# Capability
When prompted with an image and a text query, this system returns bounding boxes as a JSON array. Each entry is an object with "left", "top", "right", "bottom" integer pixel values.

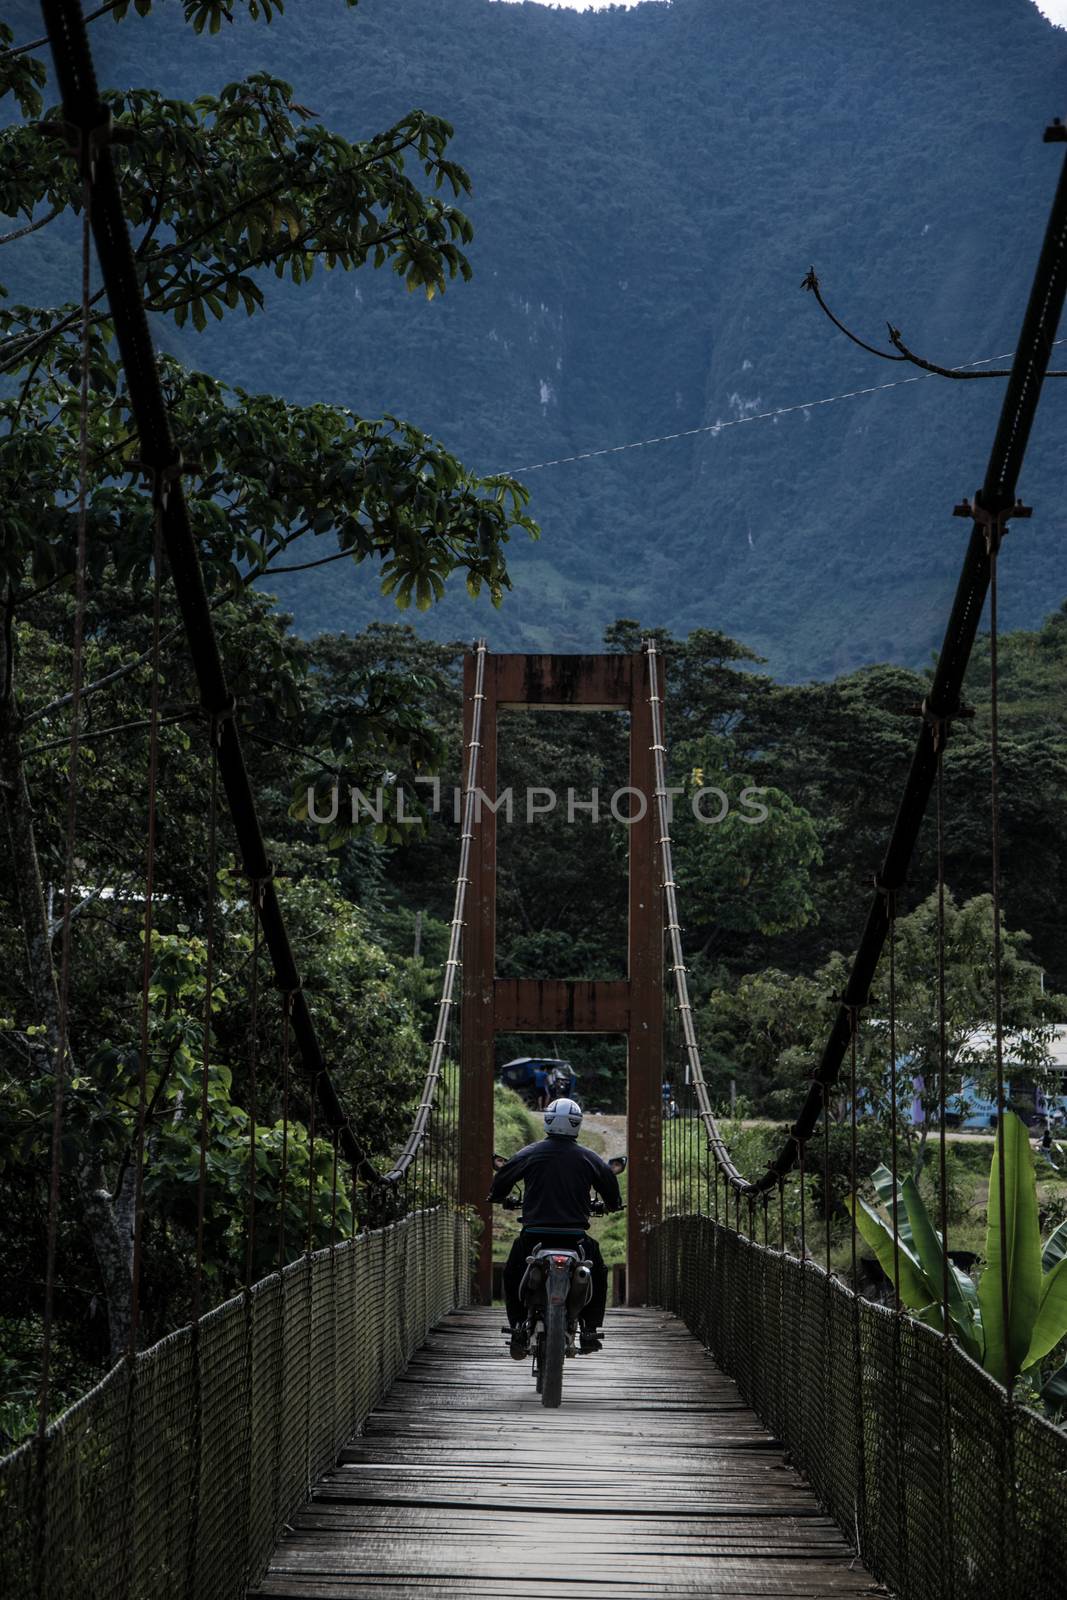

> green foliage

[
  {"left": 848, "top": 1118, "right": 1067, "bottom": 1399},
  {"left": 0, "top": 7, "right": 538, "bottom": 608},
  {"left": 978, "top": 1113, "right": 1042, "bottom": 1385},
  {"left": 0, "top": 21, "right": 46, "bottom": 118},
  {"left": 807, "top": 1122, "right": 886, "bottom": 1223},
  {"left": 493, "top": 1082, "right": 539, "bottom": 1160},
  {"left": 672, "top": 758, "right": 822, "bottom": 942},
  {"left": 708, "top": 889, "right": 1062, "bottom": 1133}
]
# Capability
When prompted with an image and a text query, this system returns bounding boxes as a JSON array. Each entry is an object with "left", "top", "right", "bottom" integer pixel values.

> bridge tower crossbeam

[{"left": 459, "top": 651, "right": 663, "bottom": 1304}]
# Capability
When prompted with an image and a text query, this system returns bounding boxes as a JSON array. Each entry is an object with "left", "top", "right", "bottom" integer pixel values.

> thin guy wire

[
  {"left": 935, "top": 742, "right": 958, "bottom": 1600},
  {"left": 823, "top": 1084, "right": 832, "bottom": 1275},
  {"left": 936, "top": 747, "right": 951, "bottom": 1331},
  {"left": 306, "top": 1075, "right": 317, "bottom": 1257},
  {"left": 989, "top": 547, "right": 1012, "bottom": 1374},
  {"left": 130, "top": 517, "right": 163, "bottom": 1351},
  {"left": 799, "top": 1145, "right": 807, "bottom": 1262},
  {"left": 35, "top": 172, "right": 92, "bottom": 1563},
  {"left": 849, "top": 1014, "right": 859, "bottom": 1288},
  {"left": 644, "top": 640, "right": 747, "bottom": 1195},
  {"left": 889, "top": 905, "right": 902, "bottom": 1310},
  {"left": 193, "top": 740, "right": 220, "bottom": 1326},
  {"left": 499, "top": 341, "right": 1067, "bottom": 475},
  {"left": 330, "top": 1128, "right": 339, "bottom": 1252},
  {"left": 244, "top": 899, "right": 262, "bottom": 1293},
  {"left": 278, "top": 992, "right": 292, "bottom": 1271}
]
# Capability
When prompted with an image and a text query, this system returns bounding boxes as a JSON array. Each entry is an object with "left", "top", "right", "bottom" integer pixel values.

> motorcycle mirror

[
  {"left": 608, "top": 1155, "right": 627, "bottom": 1174},
  {"left": 491, "top": 1152, "right": 508, "bottom": 1171}
]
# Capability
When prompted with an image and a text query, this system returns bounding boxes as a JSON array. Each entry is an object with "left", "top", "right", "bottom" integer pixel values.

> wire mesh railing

[
  {"left": 651, "top": 1216, "right": 1067, "bottom": 1600},
  {"left": 649, "top": 120, "right": 1067, "bottom": 1600},
  {"left": 2, "top": 5, "right": 492, "bottom": 1593},
  {"left": 0, "top": 1209, "right": 470, "bottom": 1600}
]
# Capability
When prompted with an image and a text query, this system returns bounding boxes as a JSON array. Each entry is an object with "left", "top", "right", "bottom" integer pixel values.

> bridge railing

[
  {"left": 0, "top": 1208, "right": 469, "bottom": 1600},
  {"left": 648, "top": 120, "right": 1067, "bottom": 1600},
  {"left": 5, "top": 8, "right": 493, "bottom": 1591},
  {"left": 650, "top": 1215, "right": 1067, "bottom": 1600}
]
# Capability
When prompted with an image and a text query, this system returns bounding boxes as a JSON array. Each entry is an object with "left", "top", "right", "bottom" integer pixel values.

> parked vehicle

[
  {"left": 498, "top": 1056, "right": 577, "bottom": 1110},
  {"left": 492, "top": 1152, "right": 626, "bottom": 1408}
]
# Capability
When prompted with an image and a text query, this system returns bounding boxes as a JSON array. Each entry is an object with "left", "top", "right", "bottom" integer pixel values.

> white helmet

[{"left": 544, "top": 1097, "right": 583, "bottom": 1138}]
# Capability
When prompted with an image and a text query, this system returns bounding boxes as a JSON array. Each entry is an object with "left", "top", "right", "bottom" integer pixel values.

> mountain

[{"left": 7, "top": 0, "right": 1067, "bottom": 676}]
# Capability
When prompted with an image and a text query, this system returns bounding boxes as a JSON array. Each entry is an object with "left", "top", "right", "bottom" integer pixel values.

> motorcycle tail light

[{"left": 552, "top": 1255, "right": 569, "bottom": 1263}]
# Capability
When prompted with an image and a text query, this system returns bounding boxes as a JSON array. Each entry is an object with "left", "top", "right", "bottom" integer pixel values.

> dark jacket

[{"left": 487, "top": 1137, "right": 622, "bottom": 1230}]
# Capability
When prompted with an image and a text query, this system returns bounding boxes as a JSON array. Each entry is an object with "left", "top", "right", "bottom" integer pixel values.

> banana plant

[
  {"left": 845, "top": 1161, "right": 983, "bottom": 1360},
  {"left": 846, "top": 1113, "right": 1067, "bottom": 1390},
  {"left": 1037, "top": 1216, "right": 1067, "bottom": 1410}
]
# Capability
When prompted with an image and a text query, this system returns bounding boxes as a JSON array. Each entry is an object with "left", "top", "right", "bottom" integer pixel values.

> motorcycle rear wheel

[{"left": 540, "top": 1301, "right": 566, "bottom": 1409}]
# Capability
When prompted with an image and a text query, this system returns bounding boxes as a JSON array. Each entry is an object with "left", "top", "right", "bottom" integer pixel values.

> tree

[
  {"left": 0, "top": 0, "right": 534, "bottom": 1369},
  {"left": 670, "top": 742, "right": 823, "bottom": 958},
  {"left": 713, "top": 891, "right": 1063, "bottom": 1176}
]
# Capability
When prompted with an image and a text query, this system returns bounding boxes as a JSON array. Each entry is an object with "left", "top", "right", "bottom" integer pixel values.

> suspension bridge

[{"left": 6, "top": 4, "right": 1067, "bottom": 1598}]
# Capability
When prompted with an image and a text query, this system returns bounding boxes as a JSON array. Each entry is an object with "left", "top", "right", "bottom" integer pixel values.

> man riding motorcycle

[{"left": 487, "top": 1097, "right": 622, "bottom": 1360}]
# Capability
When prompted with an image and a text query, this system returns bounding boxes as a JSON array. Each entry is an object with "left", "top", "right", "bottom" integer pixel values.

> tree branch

[
  {"left": 887, "top": 322, "right": 1066, "bottom": 379},
  {"left": 244, "top": 728, "right": 354, "bottom": 781},
  {"left": 801, "top": 268, "right": 908, "bottom": 362},
  {"left": 4, "top": 1, "right": 122, "bottom": 60},
  {"left": 260, "top": 544, "right": 353, "bottom": 577},
  {"left": 802, "top": 265, "right": 1067, "bottom": 378},
  {"left": 0, "top": 206, "right": 62, "bottom": 247},
  {"left": 22, "top": 626, "right": 188, "bottom": 728},
  {"left": 23, "top": 708, "right": 196, "bottom": 757}
]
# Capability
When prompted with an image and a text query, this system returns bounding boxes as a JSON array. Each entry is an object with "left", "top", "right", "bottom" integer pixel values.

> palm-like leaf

[
  {"left": 977, "top": 1113, "right": 1042, "bottom": 1386},
  {"left": 1041, "top": 1216, "right": 1067, "bottom": 1274}
]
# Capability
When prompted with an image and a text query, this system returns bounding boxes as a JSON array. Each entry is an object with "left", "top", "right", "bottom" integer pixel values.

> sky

[{"left": 494, "top": 0, "right": 1066, "bottom": 21}]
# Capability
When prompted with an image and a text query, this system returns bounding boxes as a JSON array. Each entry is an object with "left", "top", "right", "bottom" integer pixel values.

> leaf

[
  {"left": 900, "top": 1175, "right": 983, "bottom": 1360},
  {"left": 844, "top": 1193, "right": 935, "bottom": 1311},
  {"left": 977, "top": 1113, "right": 1042, "bottom": 1386},
  {"left": 871, "top": 1162, "right": 913, "bottom": 1246},
  {"left": 1024, "top": 1255, "right": 1067, "bottom": 1370},
  {"left": 1040, "top": 1356, "right": 1067, "bottom": 1414},
  {"left": 1042, "top": 1217, "right": 1067, "bottom": 1274}
]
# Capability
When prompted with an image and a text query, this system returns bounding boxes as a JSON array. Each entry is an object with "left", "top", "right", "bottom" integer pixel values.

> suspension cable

[
  {"left": 381, "top": 640, "right": 487, "bottom": 1188},
  {"left": 645, "top": 639, "right": 748, "bottom": 1192}
]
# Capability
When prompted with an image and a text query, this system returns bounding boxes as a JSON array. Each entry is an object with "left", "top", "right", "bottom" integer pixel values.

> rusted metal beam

[
  {"left": 492, "top": 653, "right": 633, "bottom": 709},
  {"left": 460, "top": 650, "right": 663, "bottom": 1310},
  {"left": 493, "top": 978, "right": 631, "bottom": 1034}
]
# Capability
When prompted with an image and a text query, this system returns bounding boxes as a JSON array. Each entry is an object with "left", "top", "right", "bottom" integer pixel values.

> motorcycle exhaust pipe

[{"left": 566, "top": 1262, "right": 593, "bottom": 1316}]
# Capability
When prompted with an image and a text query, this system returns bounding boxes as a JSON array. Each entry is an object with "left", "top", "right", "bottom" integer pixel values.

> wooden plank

[{"left": 251, "top": 1307, "right": 874, "bottom": 1600}]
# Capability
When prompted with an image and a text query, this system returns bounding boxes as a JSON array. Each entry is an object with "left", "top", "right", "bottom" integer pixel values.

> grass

[
  {"left": 491, "top": 1085, "right": 540, "bottom": 1263},
  {"left": 490, "top": 1089, "right": 629, "bottom": 1264},
  {"left": 490, "top": 1102, "right": 1067, "bottom": 1279}
]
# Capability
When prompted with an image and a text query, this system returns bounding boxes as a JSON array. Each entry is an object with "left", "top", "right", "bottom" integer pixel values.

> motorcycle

[{"left": 492, "top": 1151, "right": 627, "bottom": 1409}]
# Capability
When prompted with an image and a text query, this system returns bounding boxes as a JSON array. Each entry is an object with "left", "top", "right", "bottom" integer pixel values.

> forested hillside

[
  {"left": 6, "top": 0, "right": 1067, "bottom": 676},
  {"left": 354, "top": 600, "right": 1067, "bottom": 1105}
]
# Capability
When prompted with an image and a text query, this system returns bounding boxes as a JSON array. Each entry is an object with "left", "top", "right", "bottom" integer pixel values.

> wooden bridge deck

[{"left": 251, "top": 1306, "right": 877, "bottom": 1600}]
